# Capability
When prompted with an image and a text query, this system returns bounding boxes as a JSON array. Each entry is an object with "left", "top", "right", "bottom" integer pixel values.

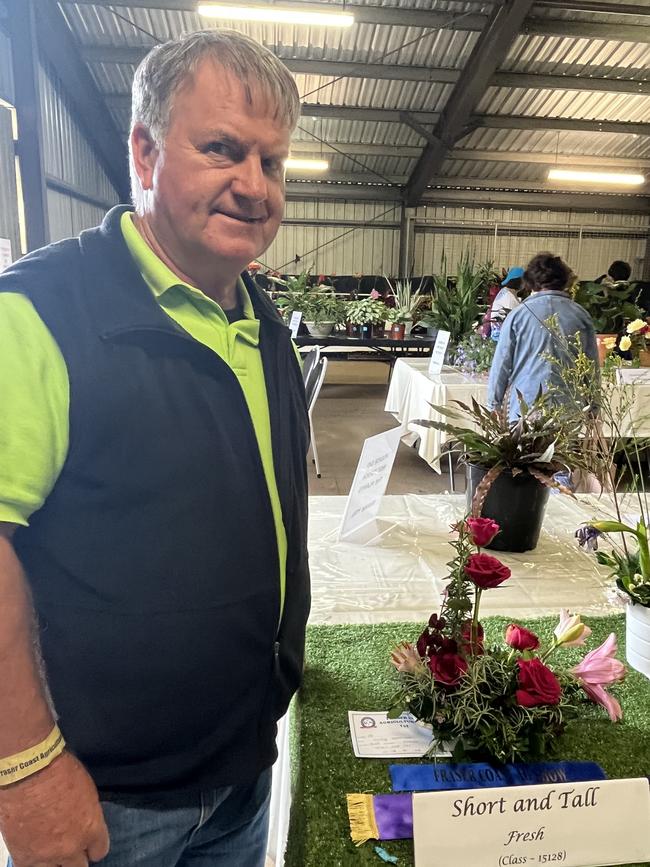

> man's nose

[{"left": 232, "top": 155, "right": 267, "bottom": 202}]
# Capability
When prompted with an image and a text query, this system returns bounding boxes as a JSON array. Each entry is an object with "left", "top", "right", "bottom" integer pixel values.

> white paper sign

[
  {"left": 289, "top": 311, "right": 302, "bottom": 337},
  {"left": 348, "top": 711, "right": 450, "bottom": 758},
  {"left": 428, "top": 329, "right": 451, "bottom": 376},
  {"left": 339, "top": 426, "right": 402, "bottom": 540},
  {"left": 413, "top": 778, "right": 650, "bottom": 867},
  {"left": 0, "top": 238, "right": 12, "bottom": 272}
]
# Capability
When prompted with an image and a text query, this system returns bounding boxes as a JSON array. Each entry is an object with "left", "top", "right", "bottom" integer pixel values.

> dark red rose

[
  {"left": 416, "top": 629, "right": 430, "bottom": 657},
  {"left": 465, "top": 553, "right": 511, "bottom": 589},
  {"left": 466, "top": 517, "right": 500, "bottom": 548},
  {"left": 460, "top": 621, "right": 484, "bottom": 656},
  {"left": 505, "top": 624, "right": 540, "bottom": 652},
  {"left": 428, "top": 613, "right": 446, "bottom": 630},
  {"left": 516, "top": 658, "right": 562, "bottom": 707},
  {"left": 428, "top": 651, "right": 468, "bottom": 687}
]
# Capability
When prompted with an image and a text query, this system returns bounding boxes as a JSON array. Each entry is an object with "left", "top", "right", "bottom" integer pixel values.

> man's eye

[
  {"left": 206, "top": 142, "right": 231, "bottom": 157},
  {"left": 264, "top": 159, "right": 283, "bottom": 175}
]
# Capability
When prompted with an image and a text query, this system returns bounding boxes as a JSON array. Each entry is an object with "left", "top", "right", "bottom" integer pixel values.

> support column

[
  {"left": 7, "top": 0, "right": 48, "bottom": 251},
  {"left": 398, "top": 204, "right": 416, "bottom": 277},
  {"left": 642, "top": 231, "right": 650, "bottom": 281}
]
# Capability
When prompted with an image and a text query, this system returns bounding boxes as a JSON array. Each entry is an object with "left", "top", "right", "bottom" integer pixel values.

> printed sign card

[
  {"left": 428, "top": 329, "right": 451, "bottom": 376},
  {"left": 339, "top": 426, "right": 402, "bottom": 542},
  {"left": 289, "top": 311, "right": 302, "bottom": 337},
  {"left": 348, "top": 711, "right": 450, "bottom": 759},
  {"left": 413, "top": 778, "right": 650, "bottom": 867},
  {"left": 0, "top": 238, "right": 12, "bottom": 272}
]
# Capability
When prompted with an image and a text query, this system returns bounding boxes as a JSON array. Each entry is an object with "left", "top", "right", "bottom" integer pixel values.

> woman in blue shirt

[{"left": 487, "top": 252, "right": 598, "bottom": 421}]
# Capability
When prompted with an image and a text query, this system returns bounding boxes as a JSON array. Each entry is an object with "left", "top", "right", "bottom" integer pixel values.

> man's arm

[{"left": 0, "top": 525, "right": 109, "bottom": 867}]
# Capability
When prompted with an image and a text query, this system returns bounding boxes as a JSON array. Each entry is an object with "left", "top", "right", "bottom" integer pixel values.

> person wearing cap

[{"left": 490, "top": 266, "right": 524, "bottom": 337}]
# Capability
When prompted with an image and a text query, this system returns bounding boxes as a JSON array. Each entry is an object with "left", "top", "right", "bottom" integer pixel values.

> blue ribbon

[{"left": 389, "top": 761, "right": 606, "bottom": 792}]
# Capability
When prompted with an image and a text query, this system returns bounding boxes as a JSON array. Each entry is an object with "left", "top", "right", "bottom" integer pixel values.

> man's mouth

[{"left": 212, "top": 209, "right": 265, "bottom": 224}]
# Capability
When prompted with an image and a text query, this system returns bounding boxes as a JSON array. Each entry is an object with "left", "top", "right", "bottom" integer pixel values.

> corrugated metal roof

[{"left": 58, "top": 0, "right": 650, "bottom": 201}]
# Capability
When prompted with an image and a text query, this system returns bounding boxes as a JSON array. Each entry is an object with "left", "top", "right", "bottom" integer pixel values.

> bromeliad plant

[
  {"left": 420, "top": 252, "right": 486, "bottom": 348},
  {"left": 390, "top": 518, "right": 626, "bottom": 764}
]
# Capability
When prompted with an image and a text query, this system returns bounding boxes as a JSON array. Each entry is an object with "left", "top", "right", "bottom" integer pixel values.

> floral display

[
  {"left": 390, "top": 519, "right": 625, "bottom": 763},
  {"left": 619, "top": 317, "right": 650, "bottom": 361}
]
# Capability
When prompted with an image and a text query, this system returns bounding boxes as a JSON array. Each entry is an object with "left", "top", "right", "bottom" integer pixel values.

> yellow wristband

[{"left": 0, "top": 725, "right": 65, "bottom": 786}]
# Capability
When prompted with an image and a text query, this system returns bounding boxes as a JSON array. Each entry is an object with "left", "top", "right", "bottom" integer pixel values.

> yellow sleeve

[{"left": 0, "top": 293, "right": 69, "bottom": 525}]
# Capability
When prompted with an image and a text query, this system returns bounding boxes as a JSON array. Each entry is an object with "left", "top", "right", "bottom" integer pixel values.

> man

[
  {"left": 0, "top": 29, "right": 310, "bottom": 867},
  {"left": 594, "top": 260, "right": 632, "bottom": 285}
]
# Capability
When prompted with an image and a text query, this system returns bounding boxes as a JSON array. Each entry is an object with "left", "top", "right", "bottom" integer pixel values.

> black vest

[{"left": 0, "top": 206, "right": 310, "bottom": 796}]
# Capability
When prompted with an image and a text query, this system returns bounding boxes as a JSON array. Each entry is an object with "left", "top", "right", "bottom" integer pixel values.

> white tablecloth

[
  {"left": 385, "top": 359, "right": 650, "bottom": 473},
  {"left": 385, "top": 361, "right": 488, "bottom": 471}
]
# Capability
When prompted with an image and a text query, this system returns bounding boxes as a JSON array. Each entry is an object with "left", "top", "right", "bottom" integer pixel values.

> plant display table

[
  {"left": 295, "top": 335, "right": 435, "bottom": 368},
  {"left": 285, "top": 617, "right": 650, "bottom": 867}
]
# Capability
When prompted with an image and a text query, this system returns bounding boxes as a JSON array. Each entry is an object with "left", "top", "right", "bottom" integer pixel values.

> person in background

[
  {"left": 488, "top": 266, "right": 524, "bottom": 341},
  {"left": 0, "top": 29, "right": 310, "bottom": 867},
  {"left": 487, "top": 252, "right": 598, "bottom": 421},
  {"left": 595, "top": 260, "right": 632, "bottom": 285}
]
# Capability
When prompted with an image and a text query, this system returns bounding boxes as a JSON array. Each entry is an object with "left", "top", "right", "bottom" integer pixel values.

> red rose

[
  {"left": 460, "top": 621, "right": 484, "bottom": 656},
  {"left": 465, "top": 553, "right": 511, "bottom": 589},
  {"left": 516, "top": 658, "right": 562, "bottom": 707},
  {"left": 505, "top": 624, "right": 540, "bottom": 652},
  {"left": 428, "top": 651, "right": 468, "bottom": 687},
  {"left": 466, "top": 517, "right": 500, "bottom": 547},
  {"left": 416, "top": 628, "right": 431, "bottom": 657}
]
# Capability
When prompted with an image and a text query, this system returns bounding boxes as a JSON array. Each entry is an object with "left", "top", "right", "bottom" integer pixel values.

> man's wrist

[{"left": 0, "top": 725, "right": 66, "bottom": 787}]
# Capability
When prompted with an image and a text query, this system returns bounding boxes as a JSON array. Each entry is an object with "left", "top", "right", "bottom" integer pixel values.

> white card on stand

[
  {"left": 289, "top": 311, "right": 302, "bottom": 337},
  {"left": 428, "top": 329, "right": 451, "bottom": 376},
  {"left": 339, "top": 426, "right": 402, "bottom": 542}
]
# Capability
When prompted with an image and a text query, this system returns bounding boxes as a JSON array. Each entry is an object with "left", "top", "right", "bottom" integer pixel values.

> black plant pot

[{"left": 465, "top": 464, "right": 550, "bottom": 552}]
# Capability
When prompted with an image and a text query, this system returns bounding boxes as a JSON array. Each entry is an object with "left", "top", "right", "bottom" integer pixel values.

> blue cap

[{"left": 502, "top": 266, "right": 524, "bottom": 287}]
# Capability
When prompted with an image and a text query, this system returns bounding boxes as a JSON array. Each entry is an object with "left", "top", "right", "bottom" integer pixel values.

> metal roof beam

[
  {"left": 290, "top": 143, "right": 650, "bottom": 169},
  {"left": 524, "top": 18, "right": 650, "bottom": 43},
  {"left": 35, "top": 2, "right": 128, "bottom": 199},
  {"left": 107, "top": 95, "right": 650, "bottom": 136},
  {"left": 405, "top": 0, "right": 536, "bottom": 206},
  {"left": 83, "top": 46, "right": 650, "bottom": 95},
  {"left": 535, "top": 0, "right": 650, "bottom": 15},
  {"left": 285, "top": 181, "right": 650, "bottom": 212}
]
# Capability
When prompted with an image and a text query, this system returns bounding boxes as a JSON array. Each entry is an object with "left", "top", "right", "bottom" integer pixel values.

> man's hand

[{"left": 0, "top": 751, "right": 110, "bottom": 866}]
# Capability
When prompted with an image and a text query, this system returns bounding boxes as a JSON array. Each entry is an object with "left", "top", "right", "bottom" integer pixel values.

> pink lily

[
  {"left": 571, "top": 633, "right": 626, "bottom": 722},
  {"left": 554, "top": 609, "right": 592, "bottom": 647},
  {"left": 390, "top": 642, "right": 423, "bottom": 674}
]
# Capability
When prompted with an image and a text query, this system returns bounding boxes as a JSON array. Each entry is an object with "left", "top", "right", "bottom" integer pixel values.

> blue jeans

[{"left": 8, "top": 768, "right": 271, "bottom": 867}]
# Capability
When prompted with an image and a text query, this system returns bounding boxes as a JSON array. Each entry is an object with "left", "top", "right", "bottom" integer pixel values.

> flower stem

[{"left": 472, "top": 587, "right": 483, "bottom": 651}]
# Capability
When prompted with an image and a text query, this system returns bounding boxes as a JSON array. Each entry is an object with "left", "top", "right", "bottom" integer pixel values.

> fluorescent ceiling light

[
  {"left": 548, "top": 168, "right": 645, "bottom": 186},
  {"left": 197, "top": 4, "right": 354, "bottom": 26},
  {"left": 285, "top": 158, "right": 329, "bottom": 171}
]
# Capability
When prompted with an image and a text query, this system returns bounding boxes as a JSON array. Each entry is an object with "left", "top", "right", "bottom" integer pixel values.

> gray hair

[{"left": 129, "top": 29, "right": 300, "bottom": 211}]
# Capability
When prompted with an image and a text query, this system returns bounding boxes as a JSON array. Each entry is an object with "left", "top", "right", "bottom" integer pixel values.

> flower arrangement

[
  {"left": 619, "top": 318, "right": 650, "bottom": 363},
  {"left": 390, "top": 518, "right": 625, "bottom": 764},
  {"left": 454, "top": 331, "right": 497, "bottom": 376}
]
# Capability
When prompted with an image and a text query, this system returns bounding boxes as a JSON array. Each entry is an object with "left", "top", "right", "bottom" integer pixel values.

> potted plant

[
  {"left": 415, "top": 392, "right": 585, "bottom": 552},
  {"left": 389, "top": 518, "right": 625, "bottom": 764},
  {"left": 344, "top": 298, "right": 388, "bottom": 338},
  {"left": 572, "top": 280, "right": 643, "bottom": 365},
  {"left": 454, "top": 331, "right": 496, "bottom": 377},
  {"left": 419, "top": 253, "right": 486, "bottom": 360},
  {"left": 384, "top": 276, "right": 425, "bottom": 339},
  {"left": 275, "top": 274, "right": 344, "bottom": 337}
]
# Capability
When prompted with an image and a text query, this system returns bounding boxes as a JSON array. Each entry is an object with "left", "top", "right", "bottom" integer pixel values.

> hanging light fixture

[
  {"left": 197, "top": 4, "right": 354, "bottom": 27},
  {"left": 285, "top": 158, "right": 329, "bottom": 171},
  {"left": 548, "top": 168, "right": 645, "bottom": 186}
]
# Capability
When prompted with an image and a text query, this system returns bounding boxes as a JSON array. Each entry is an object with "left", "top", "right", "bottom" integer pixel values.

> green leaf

[{"left": 589, "top": 520, "right": 638, "bottom": 536}]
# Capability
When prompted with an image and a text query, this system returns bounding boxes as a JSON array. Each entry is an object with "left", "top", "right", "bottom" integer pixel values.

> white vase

[
  {"left": 304, "top": 321, "right": 334, "bottom": 338},
  {"left": 626, "top": 602, "right": 650, "bottom": 679}
]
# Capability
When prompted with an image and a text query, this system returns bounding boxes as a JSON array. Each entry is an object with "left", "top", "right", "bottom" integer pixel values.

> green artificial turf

[{"left": 284, "top": 615, "right": 650, "bottom": 867}]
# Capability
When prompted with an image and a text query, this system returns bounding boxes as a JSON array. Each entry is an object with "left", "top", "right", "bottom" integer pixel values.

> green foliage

[
  {"left": 455, "top": 332, "right": 496, "bottom": 375},
  {"left": 275, "top": 272, "right": 346, "bottom": 325},
  {"left": 384, "top": 276, "right": 426, "bottom": 325},
  {"left": 345, "top": 298, "right": 388, "bottom": 325},
  {"left": 415, "top": 391, "right": 585, "bottom": 479},
  {"left": 420, "top": 252, "right": 487, "bottom": 345},
  {"left": 572, "top": 280, "right": 643, "bottom": 334}
]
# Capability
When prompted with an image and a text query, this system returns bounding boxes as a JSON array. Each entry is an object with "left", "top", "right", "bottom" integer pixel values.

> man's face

[{"left": 138, "top": 60, "right": 292, "bottom": 275}]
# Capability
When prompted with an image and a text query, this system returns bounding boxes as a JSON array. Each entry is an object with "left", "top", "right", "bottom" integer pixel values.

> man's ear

[{"left": 130, "top": 123, "right": 159, "bottom": 193}]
